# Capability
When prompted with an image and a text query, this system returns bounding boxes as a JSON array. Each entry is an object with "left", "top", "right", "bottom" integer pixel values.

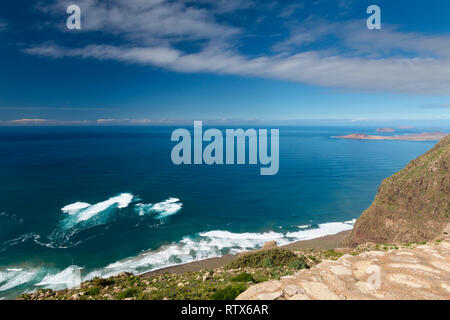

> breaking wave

[
  {"left": 0, "top": 194, "right": 185, "bottom": 254},
  {"left": 46, "top": 193, "right": 136, "bottom": 248},
  {"left": 61, "top": 193, "right": 134, "bottom": 225},
  {"left": 35, "top": 266, "right": 82, "bottom": 290},
  {"left": 0, "top": 191, "right": 355, "bottom": 299},
  {"left": 82, "top": 219, "right": 356, "bottom": 280},
  {"left": 0, "top": 218, "right": 355, "bottom": 298},
  {"left": 134, "top": 198, "right": 182, "bottom": 219},
  {"left": 0, "top": 268, "right": 41, "bottom": 292}
]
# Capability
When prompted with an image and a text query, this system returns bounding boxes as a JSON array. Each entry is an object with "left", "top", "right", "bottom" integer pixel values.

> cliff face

[{"left": 348, "top": 135, "right": 450, "bottom": 246}]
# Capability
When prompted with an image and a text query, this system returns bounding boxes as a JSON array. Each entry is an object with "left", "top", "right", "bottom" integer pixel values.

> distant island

[
  {"left": 376, "top": 127, "right": 395, "bottom": 133},
  {"left": 334, "top": 132, "right": 447, "bottom": 141}
]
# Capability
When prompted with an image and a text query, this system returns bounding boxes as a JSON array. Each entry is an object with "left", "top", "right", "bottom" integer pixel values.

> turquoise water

[{"left": 0, "top": 125, "right": 437, "bottom": 298}]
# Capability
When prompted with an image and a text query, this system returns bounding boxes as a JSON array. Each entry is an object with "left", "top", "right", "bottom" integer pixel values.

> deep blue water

[{"left": 0, "top": 125, "right": 439, "bottom": 298}]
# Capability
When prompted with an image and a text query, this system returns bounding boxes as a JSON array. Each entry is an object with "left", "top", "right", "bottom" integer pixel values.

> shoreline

[{"left": 141, "top": 230, "right": 351, "bottom": 277}]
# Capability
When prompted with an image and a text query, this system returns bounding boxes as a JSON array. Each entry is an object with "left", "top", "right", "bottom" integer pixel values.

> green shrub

[
  {"left": 289, "top": 258, "right": 309, "bottom": 270},
  {"left": 226, "top": 248, "right": 307, "bottom": 269},
  {"left": 212, "top": 284, "right": 247, "bottom": 300},
  {"left": 92, "top": 277, "right": 115, "bottom": 287},
  {"left": 322, "top": 250, "right": 344, "bottom": 259},
  {"left": 84, "top": 286, "right": 100, "bottom": 296},
  {"left": 231, "top": 272, "right": 254, "bottom": 283},
  {"left": 116, "top": 287, "right": 140, "bottom": 299},
  {"left": 262, "top": 257, "right": 273, "bottom": 268}
]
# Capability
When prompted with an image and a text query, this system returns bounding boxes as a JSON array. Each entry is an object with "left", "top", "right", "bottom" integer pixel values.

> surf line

[{"left": 170, "top": 121, "right": 279, "bottom": 175}]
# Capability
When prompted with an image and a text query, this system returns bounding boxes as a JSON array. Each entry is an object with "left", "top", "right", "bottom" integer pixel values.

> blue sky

[{"left": 0, "top": 0, "right": 450, "bottom": 125}]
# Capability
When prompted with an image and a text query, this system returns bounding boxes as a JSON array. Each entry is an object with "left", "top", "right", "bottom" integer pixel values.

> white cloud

[
  {"left": 273, "top": 19, "right": 450, "bottom": 58},
  {"left": 39, "top": 0, "right": 240, "bottom": 44},
  {"left": 11, "top": 119, "right": 50, "bottom": 123},
  {"left": 278, "top": 3, "right": 304, "bottom": 18},
  {"left": 422, "top": 103, "right": 450, "bottom": 109},
  {"left": 186, "top": 0, "right": 255, "bottom": 14},
  {"left": 26, "top": 42, "right": 450, "bottom": 94},
  {"left": 27, "top": 2, "right": 450, "bottom": 95},
  {"left": 0, "top": 118, "right": 185, "bottom": 126},
  {"left": 7, "top": 119, "right": 91, "bottom": 125},
  {"left": 96, "top": 118, "right": 155, "bottom": 124}
]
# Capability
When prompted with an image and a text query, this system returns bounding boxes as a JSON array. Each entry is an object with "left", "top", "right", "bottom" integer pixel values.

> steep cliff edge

[{"left": 347, "top": 135, "right": 450, "bottom": 246}]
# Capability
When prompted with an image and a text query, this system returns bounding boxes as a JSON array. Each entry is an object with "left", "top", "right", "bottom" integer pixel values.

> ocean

[{"left": 0, "top": 125, "right": 438, "bottom": 299}]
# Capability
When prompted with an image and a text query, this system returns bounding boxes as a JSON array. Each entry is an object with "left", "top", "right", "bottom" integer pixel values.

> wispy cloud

[
  {"left": 96, "top": 118, "right": 155, "bottom": 124},
  {"left": 5, "top": 119, "right": 93, "bottom": 125},
  {"left": 26, "top": 41, "right": 450, "bottom": 94},
  {"left": 187, "top": 0, "right": 255, "bottom": 14},
  {"left": 272, "top": 19, "right": 450, "bottom": 58},
  {"left": 25, "top": 1, "right": 450, "bottom": 95},
  {"left": 38, "top": 0, "right": 241, "bottom": 44},
  {"left": 0, "top": 106, "right": 112, "bottom": 111},
  {"left": 422, "top": 103, "right": 450, "bottom": 109},
  {"left": 1, "top": 118, "right": 161, "bottom": 126},
  {"left": 11, "top": 119, "right": 51, "bottom": 124},
  {"left": 278, "top": 3, "right": 304, "bottom": 18}
]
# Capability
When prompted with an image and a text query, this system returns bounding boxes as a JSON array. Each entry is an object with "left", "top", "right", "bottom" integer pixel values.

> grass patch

[
  {"left": 226, "top": 248, "right": 307, "bottom": 270},
  {"left": 322, "top": 250, "right": 344, "bottom": 260},
  {"left": 92, "top": 277, "right": 115, "bottom": 287},
  {"left": 231, "top": 272, "right": 254, "bottom": 283},
  {"left": 212, "top": 284, "right": 247, "bottom": 300},
  {"left": 84, "top": 287, "right": 100, "bottom": 297},
  {"left": 116, "top": 287, "right": 140, "bottom": 299},
  {"left": 289, "top": 258, "right": 309, "bottom": 270}
]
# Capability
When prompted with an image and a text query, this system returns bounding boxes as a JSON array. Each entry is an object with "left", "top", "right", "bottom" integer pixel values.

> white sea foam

[
  {"left": 135, "top": 198, "right": 182, "bottom": 219},
  {"left": 59, "top": 193, "right": 134, "bottom": 227},
  {"left": 84, "top": 219, "right": 356, "bottom": 280},
  {"left": 36, "top": 266, "right": 82, "bottom": 290},
  {"left": 76, "top": 193, "right": 134, "bottom": 222},
  {"left": 286, "top": 221, "right": 354, "bottom": 239},
  {"left": 61, "top": 202, "right": 91, "bottom": 215},
  {"left": 0, "top": 218, "right": 357, "bottom": 296},
  {"left": 0, "top": 268, "right": 40, "bottom": 292}
]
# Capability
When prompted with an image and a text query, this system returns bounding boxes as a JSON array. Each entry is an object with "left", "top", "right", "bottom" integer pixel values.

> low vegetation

[
  {"left": 226, "top": 248, "right": 309, "bottom": 270},
  {"left": 21, "top": 240, "right": 436, "bottom": 300},
  {"left": 21, "top": 247, "right": 315, "bottom": 301}
]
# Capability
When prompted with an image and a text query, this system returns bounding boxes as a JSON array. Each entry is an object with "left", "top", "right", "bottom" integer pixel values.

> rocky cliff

[
  {"left": 237, "top": 238, "right": 450, "bottom": 300},
  {"left": 348, "top": 135, "right": 450, "bottom": 246}
]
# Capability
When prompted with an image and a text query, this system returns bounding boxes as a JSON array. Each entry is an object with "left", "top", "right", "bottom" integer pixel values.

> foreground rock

[
  {"left": 237, "top": 237, "right": 450, "bottom": 300},
  {"left": 348, "top": 134, "right": 449, "bottom": 246}
]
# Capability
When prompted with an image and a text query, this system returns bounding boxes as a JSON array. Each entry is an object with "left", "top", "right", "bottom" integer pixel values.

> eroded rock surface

[{"left": 237, "top": 239, "right": 450, "bottom": 300}]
